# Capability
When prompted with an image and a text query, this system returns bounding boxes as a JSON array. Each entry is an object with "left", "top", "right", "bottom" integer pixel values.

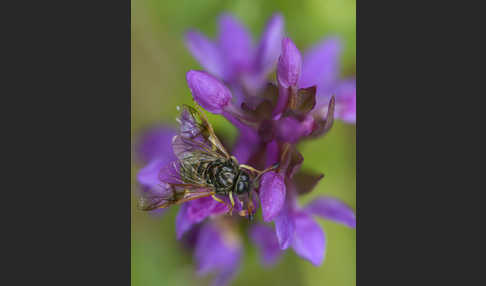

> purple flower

[
  {"left": 183, "top": 32, "right": 355, "bottom": 271},
  {"left": 255, "top": 192, "right": 355, "bottom": 266},
  {"left": 136, "top": 12, "right": 356, "bottom": 286},
  {"left": 277, "top": 37, "right": 302, "bottom": 88},
  {"left": 186, "top": 70, "right": 232, "bottom": 114},
  {"left": 259, "top": 171, "right": 286, "bottom": 222},
  {"left": 272, "top": 37, "right": 302, "bottom": 118},
  {"left": 320, "top": 79, "right": 356, "bottom": 124},
  {"left": 250, "top": 223, "right": 282, "bottom": 266},
  {"left": 176, "top": 197, "right": 229, "bottom": 239},
  {"left": 136, "top": 125, "right": 177, "bottom": 164},
  {"left": 194, "top": 220, "right": 242, "bottom": 286},
  {"left": 185, "top": 13, "right": 284, "bottom": 97},
  {"left": 299, "top": 38, "right": 356, "bottom": 123},
  {"left": 274, "top": 37, "right": 355, "bottom": 123},
  {"left": 274, "top": 115, "right": 314, "bottom": 143}
]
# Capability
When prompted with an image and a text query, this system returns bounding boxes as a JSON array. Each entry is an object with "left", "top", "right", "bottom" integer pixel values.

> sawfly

[{"left": 138, "top": 105, "right": 276, "bottom": 220}]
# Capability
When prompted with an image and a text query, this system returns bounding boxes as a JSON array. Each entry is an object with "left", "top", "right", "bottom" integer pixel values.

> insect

[{"left": 138, "top": 104, "right": 276, "bottom": 220}]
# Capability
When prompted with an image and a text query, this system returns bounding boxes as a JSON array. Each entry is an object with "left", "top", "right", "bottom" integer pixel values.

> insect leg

[
  {"left": 247, "top": 191, "right": 255, "bottom": 222},
  {"left": 211, "top": 195, "right": 232, "bottom": 211},
  {"left": 253, "top": 163, "right": 281, "bottom": 183},
  {"left": 228, "top": 191, "right": 235, "bottom": 216},
  {"left": 239, "top": 164, "right": 262, "bottom": 174},
  {"left": 240, "top": 163, "right": 279, "bottom": 176}
]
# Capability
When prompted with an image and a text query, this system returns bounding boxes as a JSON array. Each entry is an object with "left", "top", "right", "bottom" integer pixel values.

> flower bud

[
  {"left": 259, "top": 171, "right": 286, "bottom": 222},
  {"left": 277, "top": 37, "right": 302, "bottom": 88},
  {"left": 186, "top": 70, "right": 232, "bottom": 114}
]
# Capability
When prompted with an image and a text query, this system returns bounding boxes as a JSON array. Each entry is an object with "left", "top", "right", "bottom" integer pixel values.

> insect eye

[
  {"left": 239, "top": 172, "right": 249, "bottom": 182},
  {"left": 236, "top": 181, "right": 248, "bottom": 194}
]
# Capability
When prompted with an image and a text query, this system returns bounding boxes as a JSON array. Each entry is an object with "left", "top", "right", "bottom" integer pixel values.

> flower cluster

[{"left": 136, "top": 13, "right": 356, "bottom": 286}]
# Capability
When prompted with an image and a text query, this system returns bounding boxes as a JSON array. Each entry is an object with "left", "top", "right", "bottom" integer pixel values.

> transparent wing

[
  {"left": 173, "top": 104, "right": 230, "bottom": 160},
  {"left": 137, "top": 182, "right": 216, "bottom": 211},
  {"left": 160, "top": 104, "right": 231, "bottom": 189}
]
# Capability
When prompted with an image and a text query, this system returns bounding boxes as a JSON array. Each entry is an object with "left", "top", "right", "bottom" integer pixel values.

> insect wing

[
  {"left": 167, "top": 105, "right": 232, "bottom": 190},
  {"left": 174, "top": 105, "right": 230, "bottom": 160},
  {"left": 137, "top": 183, "right": 174, "bottom": 211},
  {"left": 138, "top": 181, "right": 216, "bottom": 211}
]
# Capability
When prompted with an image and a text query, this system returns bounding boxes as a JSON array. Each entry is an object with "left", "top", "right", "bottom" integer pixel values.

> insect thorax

[{"left": 205, "top": 159, "right": 239, "bottom": 194}]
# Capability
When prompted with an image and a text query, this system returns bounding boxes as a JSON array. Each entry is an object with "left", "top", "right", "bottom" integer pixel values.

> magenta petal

[
  {"left": 250, "top": 223, "right": 283, "bottom": 266},
  {"left": 212, "top": 262, "right": 240, "bottom": 286},
  {"left": 232, "top": 133, "right": 259, "bottom": 164},
  {"left": 305, "top": 196, "right": 356, "bottom": 228},
  {"left": 194, "top": 222, "right": 241, "bottom": 286},
  {"left": 291, "top": 211, "right": 326, "bottom": 266},
  {"left": 275, "top": 115, "right": 314, "bottom": 143},
  {"left": 259, "top": 171, "right": 286, "bottom": 222},
  {"left": 218, "top": 13, "right": 253, "bottom": 81},
  {"left": 254, "top": 13, "right": 284, "bottom": 75},
  {"left": 274, "top": 207, "right": 295, "bottom": 250},
  {"left": 137, "top": 159, "right": 165, "bottom": 187},
  {"left": 277, "top": 37, "right": 302, "bottom": 88},
  {"left": 185, "top": 30, "right": 224, "bottom": 79},
  {"left": 186, "top": 70, "right": 232, "bottom": 114},
  {"left": 299, "top": 37, "right": 341, "bottom": 89},
  {"left": 187, "top": 196, "right": 229, "bottom": 223},
  {"left": 265, "top": 140, "right": 280, "bottom": 167},
  {"left": 136, "top": 126, "right": 176, "bottom": 164},
  {"left": 316, "top": 79, "right": 356, "bottom": 124},
  {"left": 175, "top": 203, "right": 193, "bottom": 239},
  {"left": 333, "top": 79, "right": 356, "bottom": 123}
]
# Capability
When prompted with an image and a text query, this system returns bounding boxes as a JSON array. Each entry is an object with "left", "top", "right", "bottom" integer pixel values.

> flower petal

[
  {"left": 175, "top": 203, "right": 193, "bottom": 239},
  {"left": 315, "top": 79, "right": 355, "bottom": 124},
  {"left": 277, "top": 37, "right": 302, "bottom": 88},
  {"left": 194, "top": 222, "right": 242, "bottom": 286},
  {"left": 136, "top": 126, "right": 176, "bottom": 164},
  {"left": 185, "top": 30, "right": 224, "bottom": 78},
  {"left": 231, "top": 133, "right": 259, "bottom": 164},
  {"left": 250, "top": 223, "right": 283, "bottom": 266},
  {"left": 254, "top": 13, "right": 284, "bottom": 75},
  {"left": 291, "top": 211, "right": 326, "bottom": 266},
  {"left": 333, "top": 79, "right": 356, "bottom": 123},
  {"left": 275, "top": 115, "right": 314, "bottom": 143},
  {"left": 274, "top": 206, "right": 295, "bottom": 250},
  {"left": 186, "top": 70, "right": 232, "bottom": 114},
  {"left": 187, "top": 196, "right": 229, "bottom": 223},
  {"left": 218, "top": 13, "right": 253, "bottom": 81},
  {"left": 186, "top": 30, "right": 224, "bottom": 78},
  {"left": 212, "top": 264, "right": 240, "bottom": 286},
  {"left": 305, "top": 196, "right": 356, "bottom": 228},
  {"left": 259, "top": 171, "right": 286, "bottom": 222},
  {"left": 265, "top": 140, "right": 280, "bottom": 167},
  {"left": 137, "top": 159, "right": 165, "bottom": 187},
  {"left": 299, "top": 37, "right": 341, "bottom": 89}
]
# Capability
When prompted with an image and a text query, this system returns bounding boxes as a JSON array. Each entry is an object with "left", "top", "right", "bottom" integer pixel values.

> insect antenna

[{"left": 254, "top": 162, "right": 280, "bottom": 182}]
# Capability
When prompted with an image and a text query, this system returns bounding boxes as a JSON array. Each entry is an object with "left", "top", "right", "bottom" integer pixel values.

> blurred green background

[{"left": 131, "top": 0, "right": 355, "bottom": 285}]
